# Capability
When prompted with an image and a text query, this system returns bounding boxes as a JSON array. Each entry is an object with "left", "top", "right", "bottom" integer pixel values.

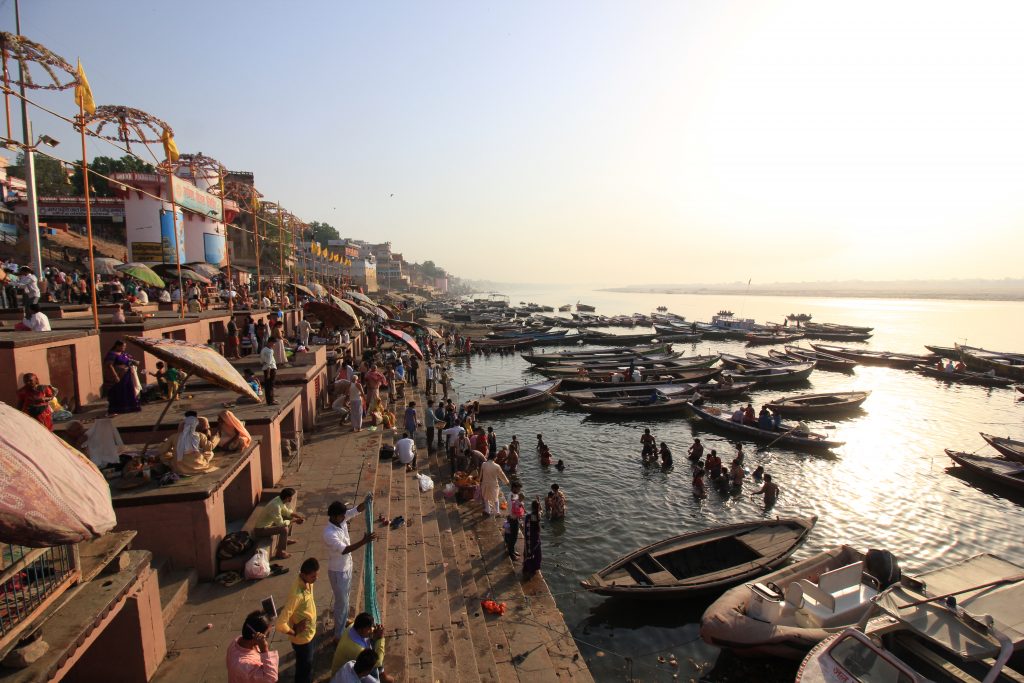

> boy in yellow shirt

[{"left": 276, "top": 558, "right": 319, "bottom": 683}]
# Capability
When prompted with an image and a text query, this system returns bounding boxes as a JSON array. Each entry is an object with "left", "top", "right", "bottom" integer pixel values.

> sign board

[
  {"left": 159, "top": 209, "right": 186, "bottom": 264},
  {"left": 131, "top": 241, "right": 163, "bottom": 262},
  {"left": 37, "top": 205, "right": 125, "bottom": 218},
  {"left": 171, "top": 175, "right": 222, "bottom": 221}
]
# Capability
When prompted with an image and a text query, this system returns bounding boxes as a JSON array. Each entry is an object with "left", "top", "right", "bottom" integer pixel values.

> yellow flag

[
  {"left": 74, "top": 59, "right": 95, "bottom": 115},
  {"left": 161, "top": 127, "right": 179, "bottom": 163}
]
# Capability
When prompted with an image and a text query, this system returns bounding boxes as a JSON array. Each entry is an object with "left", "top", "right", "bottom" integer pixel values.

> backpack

[{"left": 217, "top": 531, "right": 254, "bottom": 560}]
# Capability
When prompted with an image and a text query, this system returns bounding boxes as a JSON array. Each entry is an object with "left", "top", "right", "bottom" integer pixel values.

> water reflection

[{"left": 446, "top": 293, "right": 1024, "bottom": 681}]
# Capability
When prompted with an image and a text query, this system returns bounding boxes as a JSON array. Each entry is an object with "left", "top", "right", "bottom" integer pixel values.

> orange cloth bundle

[{"left": 481, "top": 600, "right": 506, "bottom": 616}]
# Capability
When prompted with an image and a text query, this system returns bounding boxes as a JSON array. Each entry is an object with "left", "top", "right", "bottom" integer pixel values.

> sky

[{"left": 6, "top": 0, "right": 1024, "bottom": 285}]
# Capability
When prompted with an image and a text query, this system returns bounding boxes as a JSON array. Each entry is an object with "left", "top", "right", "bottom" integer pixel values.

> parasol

[
  {"left": 115, "top": 262, "right": 165, "bottom": 287},
  {"left": 152, "top": 264, "right": 212, "bottom": 284},
  {"left": 92, "top": 257, "right": 124, "bottom": 276},
  {"left": 178, "top": 269, "right": 213, "bottom": 284},
  {"left": 310, "top": 283, "right": 328, "bottom": 297},
  {"left": 185, "top": 262, "right": 222, "bottom": 279},
  {"left": 0, "top": 402, "right": 117, "bottom": 546},
  {"left": 127, "top": 337, "right": 259, "bottom": 401},
  {"left": 223, "top": 264, "right": 250, "bottom": 274},
  {"left": 292, "top": 283, "right": 315, "bottom": 298},
  {"left": 303, "top": 300, "right": 358, "bottom": 329},
  {"left": 381, "top": 327, "right": 424, "bottom": 359},
  {"left": 387, "top": 318, "right": 442, "bottom": 339},
  {"left": 346, "top": 290, "right": 375, "bottom": 306}
]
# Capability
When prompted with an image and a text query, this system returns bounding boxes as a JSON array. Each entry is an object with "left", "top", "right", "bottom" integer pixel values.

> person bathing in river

[
  {"left": 692, "top": 467, "right": 707, "bottom": 497},
  {"left": 730, "top": 459, "right": 745, "bottom": 487},
  {"left": 706, "top": 449, "right": 722, "bottom": 479},
  {"left": 752, "top": 474, "right": 780, "bottom": 508},
  {"left": 539, "top": 444, "right": 552, "bottom": 467},
  {"left": 687, "top": 438, "right": 704, "bottom": 462},
  {"left": 752, "top": 465, "right": 765, "bottom": 481},
  {"left": 640, "top": 428, "right": 656, "bottom": 462},
  {"left": 535, "top": 434, "right": 546, "bottom": 453},
  {"left": 555, "top": 459, "right": 566, "bottom": 472},
  {"left": 659, "top": 443, "right": 673, "bottom": 469}
]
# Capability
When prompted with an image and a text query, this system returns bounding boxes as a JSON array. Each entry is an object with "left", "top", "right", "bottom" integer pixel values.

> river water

[{"left": 444, "top": 288, "right": 1024, "bottom": 682}]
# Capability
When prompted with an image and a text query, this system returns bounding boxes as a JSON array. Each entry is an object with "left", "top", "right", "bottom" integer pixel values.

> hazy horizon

[{"left": 8, "top": 1, "right": 1024, "bottom": 284}]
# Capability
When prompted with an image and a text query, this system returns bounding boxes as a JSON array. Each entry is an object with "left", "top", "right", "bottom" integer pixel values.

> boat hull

[
  {"left": 686, "top": 403, "right": 845, "bottom": 451},
  {"left": 766, "top": 391, "right": 870, "bottom": 417}
]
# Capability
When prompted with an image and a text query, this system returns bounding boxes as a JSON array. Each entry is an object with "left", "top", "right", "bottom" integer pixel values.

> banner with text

[
  {"left": 171, "top": 175, "right": 222, "bottom": 221},
  {"left": 159, "top": 209, "right": 186, "bottom": 264}
]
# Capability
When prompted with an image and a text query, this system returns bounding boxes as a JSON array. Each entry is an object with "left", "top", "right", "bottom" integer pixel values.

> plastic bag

[
  {"left": 417, "top": 473, "right": 435, "bottom": 492},
  {"left": 244, "top": 547, "right": 271, "bottom": 580}
]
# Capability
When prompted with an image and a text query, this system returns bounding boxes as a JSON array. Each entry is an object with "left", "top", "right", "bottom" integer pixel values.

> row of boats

[{"left": 578, "top": 514, "right": 1024, "bottom": 682}]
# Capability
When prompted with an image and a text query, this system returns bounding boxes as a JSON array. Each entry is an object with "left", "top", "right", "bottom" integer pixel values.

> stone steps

[{"left": 153, "top": 556, "right": 197, "bottom": 629}]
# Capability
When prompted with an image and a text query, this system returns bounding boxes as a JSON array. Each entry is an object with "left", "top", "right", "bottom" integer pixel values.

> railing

[{"left": 0, "top": 543, "right": 79, "bottom": 654}]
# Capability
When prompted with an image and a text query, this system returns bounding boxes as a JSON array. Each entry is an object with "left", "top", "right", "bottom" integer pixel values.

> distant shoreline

[{"left": 599, "top": 287, "right": 1024, "bottom": 302}]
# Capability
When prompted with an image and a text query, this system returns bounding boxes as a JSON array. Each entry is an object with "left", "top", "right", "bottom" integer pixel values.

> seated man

[
  {"left": 395, "top": 432, "right": 417, "bottom": 471},
  {"left": 330, "top": 613, "right": 394, "bottom": 683},
  {"left": 332, "top": 648, "right": 383, "bottom": 683},
  {"left": 254, "top": 487, "right": 304, "bottom": 560}
]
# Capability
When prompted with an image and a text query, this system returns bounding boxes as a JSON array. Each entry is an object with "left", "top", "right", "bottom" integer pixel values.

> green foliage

[
  {"left": 71, "top": 155, "right": 156, "bottom": 197},
  {"left": 8, "top": 152, "right": 74, "bottom": 197},
  {"left": 304, "top": 220, "right": 340, "bottom": 244},
  {"left": 420, "top": 260, "right": 446, "bottom": 278}
]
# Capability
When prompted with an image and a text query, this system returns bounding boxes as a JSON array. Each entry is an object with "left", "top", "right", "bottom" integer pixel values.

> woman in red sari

[{"left": 17, "top": 372, "right": 55, "bottom": 430}]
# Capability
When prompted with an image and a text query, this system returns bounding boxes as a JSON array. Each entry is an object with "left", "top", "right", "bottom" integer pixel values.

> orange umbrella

[
  {"left": 0, "top": 402, "right": 116, "bottom": 546},
  {"left": 127, "top": 336, "right": 259, "bottom": 401}
]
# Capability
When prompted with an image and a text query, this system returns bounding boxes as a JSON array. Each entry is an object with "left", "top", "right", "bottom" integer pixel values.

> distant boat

[
  {"left": 785, "top": 313, "right": 813, "bottom": 323},
  {"left": 980, "top": 433, "right": 1024, "bottom": 463},
  {"left": 576, "top": 302, "right": 596, "bottom": 312},
  {"left": 946, "top": 450, "right": 1024, "bottom": 492},
  {"left": 956, "top": 343, "right": 1024, "bottom": 381},
  {"left": 915, "top": 364, "right": 1015, "bottom": 387},
  {"left": 765, "top": 391, "right": 870, "bottom": 417},
  {"left": 656, "top": 306, "right": 668, "bottom": 312},
  {"left": 810, "top": 344, "right": 930, "bottom": 369},
  {"left": 558, "top": 304, "right": 572, "bottom": 312}
]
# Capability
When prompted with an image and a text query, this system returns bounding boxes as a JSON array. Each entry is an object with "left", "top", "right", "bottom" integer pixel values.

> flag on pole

[
  {"left": 74, "top": 60, "right": 96, "bottom": 115},
  {"left": 161, "top": 127, "right": 179, "bottom": 163}
]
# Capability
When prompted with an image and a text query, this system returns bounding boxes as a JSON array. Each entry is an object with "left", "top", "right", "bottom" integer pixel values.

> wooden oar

[{"left": 897, "top": 573, "right": 1024, "bottom": 610}]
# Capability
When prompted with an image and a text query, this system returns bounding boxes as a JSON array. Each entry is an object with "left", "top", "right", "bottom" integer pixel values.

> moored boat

[
  {"left": 579, "top": 394, "right": 695, "bottom": 416},
  {"left": 580, "top": 516, "right": 817, "bottom": 598},
  {"left": 980, "top": 433, "right": 1024, "bottom": 463},
  {"left": 521, "top": 343, "right": 671, "bottom": 365},
  {"left": 766, "top": 391, "right": 870, "bottom": 417},
  {"left": 746, "top": 332, "right": 805, "bottom": 346},
  {"left": 915, "top": 364, "right": 1016, "bottom": 387},
  {"left": 946, "top": 450, "right": 1024, "bottom": 492},
  {"left": 729, "top": 361, "right": 816, "bottom": 386},
  {"left": 810, "top": 344, "right": 931, "bottom": 369},
  {"left": 957, "top": 343, "right": 1024, "bottom": 381},
  {"left": 781, "top": 345, "right": 858, "bottom": 373},
  {"left": 474, "top": 380, "right": 562, "bottom": 414},
  {"left": 576, "top": 302, "right": 596, "bottom": 312},
  {"left": 700, "top": 545, "right": 901, "bottom": 659},
  {"left": 557, "top": 367, "right": 721, "bottom": 390},
  {"left": 554, "top": 383, "right": 696, "bottom": 406},
  {"left": 685, "top": 402, "right": 845, "bottom": 451}
]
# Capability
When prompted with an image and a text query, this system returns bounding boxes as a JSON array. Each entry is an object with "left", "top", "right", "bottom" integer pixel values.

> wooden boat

[
  {"left": 558, "top": 304, "right": 572, "bottom": 312},
  {"left": 957, "top": 343, "right": 1024, "bottom": 381},
  {"left": 729, "top": 361, "right": 816, "bottom": 386},
  {"left": 686, "top": 403, "right": 845, "bottom": 451},
  {"left": 521, "top": 343, "right": 671, "bottom": 365},
  {"left": 557, "top": 367, "right": 722, "bottom": 390},
  {"left": 810, "top": 344, "right": 930, "bottom": 369},
  {"left": 580, "top": 516, "right": 817, "bottom": 599},
  {"left": 766, "top": 391, "right": 870, "bottom": 417},
  {"left": 803, "top": 322, "right": 873, "bottom": 334},
  {"left": 694, "top": 381, "right": 758, "bottom": 398},
  {"left": 797, "top": 554, "right": 1024, "bottom": 683},
  {"left": 554, "top": 383, "right": 697, "bottom": 406},
  {"left": 798, "top": 329, "right": 872, "bottom": 342},
  {"left": 576, "top": 302, "right": 596, "bottom": 312},
  {"left": 782, "top": 345, "right": 858, "bottom": 372},
  {"left": 580, "top": 395, "right": 695, "bottom": 416},
  {"left": 745, "top": 332, "right": 805, "bottom": 346},
  {"left": 474, "top": 380, "right": 562, "bottom": 414},
  {"left": 915, "top": 364, "right": 1016, "bottom": 387},
  {"left": 701, "top": 545, "right": 899, "bottom": 659},
  {"left": 536, "top": 358, "right": 694, "bottom": 377},
  {"left": 925, "top": 344, "right": 959, "bottom": 357},
  {"left": 579, "top": 331, "right": 662, "bottom": 345},
  {"left": 946, "top": 450, "right": 1024, "bottom": 492},
  {"left": 536, "top": 351, "right": 682, "bottom": 369},
  {"left": 980, "top": 433, "right": 1024, "bottom": 463},
  {"left": 719, "top": 352, "right": 772, "bottom": 370},
  {"left": 655, "top": 332, "right": 702, "bottom": 343}
]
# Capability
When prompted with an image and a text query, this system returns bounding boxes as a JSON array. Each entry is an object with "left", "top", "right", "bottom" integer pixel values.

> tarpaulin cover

[{"left": 0, "top": 402, "right": 117, "bottom": 547}]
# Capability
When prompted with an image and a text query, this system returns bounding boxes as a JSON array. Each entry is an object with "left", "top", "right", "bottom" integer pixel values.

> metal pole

[
  {"left": 219, "top": 174, "right": 232, "bottom": 310},
  {"left": 78, "top": 100, "right": 99, "bottom": 330},
  {"left": 276, "top": 202, "right": 283, "bottom": 304},
  {"left": 252, "top": 196, "right": 262, "bottom": 305},
  {"left": 166, "top": 174, "right": 185, "bottom": 318},
  {"left": 15, "top": 0, "right": 42, "bottom": 278}
]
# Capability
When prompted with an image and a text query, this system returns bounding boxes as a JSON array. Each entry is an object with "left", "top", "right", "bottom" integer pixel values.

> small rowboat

[
  {"left": 729, "top": 362, "right": 816, "bottom": 386},
  {"left": 980, "top": 433, "right": 1024, "bottom": 463},
  {"left": 474, "top": 380, "right": 562, "bottom": 414},
  {"left": 745, "top": 332, "right": 805, "bottom": 346},
  {"left": 766, "top": 391, "right": 870, "bottom": 417},
  {"left": 915, "top": 364, "right": 1016, "bottom": 387},
  {"left": 694, "top": 381, "right": 758, "bottom": 399},
  {"left": 946, "top": 450, "right": 1024, "bottom": 492},
  {"left": 555, "top": 383, "right": 696, "bottom": 406},
  {"left": 686, "top": 403, "right": 845, "bottom": 451},
  {"left": 956, "top": 344, "right": 1024, "bottom": 381},
  {"left": 777, "top": 346, "right": 857, "bottom": 373},
  {"left": 580, "top": 516, "right": 817, "bottom": 599},
  {"left": 521, "top": 343, "right": 671, "bottom": 365},
  {"left": 810, "top": 344, "right": 930, "bottom": 369},
  {"left": 579, "top": 395, "right": 694, "bottom": 416},
  {"left": 924, "top": 344, "right": 959, "bottom": 357},
  {"left": 557, "top": 367, "right": 722, "bottom": 390}
]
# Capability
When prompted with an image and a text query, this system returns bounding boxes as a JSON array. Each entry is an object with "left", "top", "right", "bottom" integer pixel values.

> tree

[
  {"left": 8, "top": 152, "right": 75, "bottom": 197},
  {"left": 420, "top": 260, "right": 446, "bottom": 278},
  {"left": 70, "top": 155, "right": 156, "bottom": 197},
  {"left": 304, "top": 220, "right": 340, "bottom": 244}
]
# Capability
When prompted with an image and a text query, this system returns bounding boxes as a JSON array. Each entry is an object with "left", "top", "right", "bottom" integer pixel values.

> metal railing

[{"left": 0, "top": 543, "right": 78, "bottom": 651}]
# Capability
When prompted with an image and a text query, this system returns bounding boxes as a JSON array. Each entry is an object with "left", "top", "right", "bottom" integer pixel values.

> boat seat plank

[{"left": 895, "top": 637, "right": 983, "bottom": 683}]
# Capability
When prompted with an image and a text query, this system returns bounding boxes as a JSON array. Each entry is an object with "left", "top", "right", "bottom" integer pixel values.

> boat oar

[
  {"left": 896, "top": 573, "right": 1024, "bottom": 610},
  {"left": 757, "top": 423, "right": 836, "bottom": 451}
]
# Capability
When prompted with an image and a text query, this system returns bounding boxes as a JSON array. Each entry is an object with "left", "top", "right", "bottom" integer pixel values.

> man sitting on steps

[{"left": 254, "top": 488, "right": 304, "bottom": 560}]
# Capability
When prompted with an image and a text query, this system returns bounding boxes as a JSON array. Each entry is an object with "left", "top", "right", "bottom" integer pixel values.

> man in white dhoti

[{"left": 479, "top": 452, "right": 509, "bottom": 517}]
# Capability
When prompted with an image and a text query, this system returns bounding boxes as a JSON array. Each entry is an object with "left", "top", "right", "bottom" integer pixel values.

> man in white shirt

[
  {"left": 261, "top": 295, "right": 272, "bottom": 308},
  {"left": 297, "top": 319, "right": 312, "bottom": 347},
  {"left": 323, "top": 498, "right": 376, "bottom": 638},
  {"left": 16, "top": 267, "right": 39, "bottom": 316},
  {"left": 136, "top": 287, "right": 149, "bottom": 304},
  {"left": 158, "top": 288, "right": 171, "bottom": 303},
  {"left": 395, "top": 432, "right": 416, "bottom": 471},
  {"left": 332, "top": 649, "right": 380, "bottom": 683},
  {"left": 260, "top": 344, "right": 278, "bottom": 405},
  {"left": 24, "top": 304, "right": 51, "bottom": 331}
]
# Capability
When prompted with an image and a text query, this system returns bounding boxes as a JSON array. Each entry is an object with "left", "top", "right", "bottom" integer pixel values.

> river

[{"left": 443, "top": 288, "right": 1024, "bottom": 682}]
